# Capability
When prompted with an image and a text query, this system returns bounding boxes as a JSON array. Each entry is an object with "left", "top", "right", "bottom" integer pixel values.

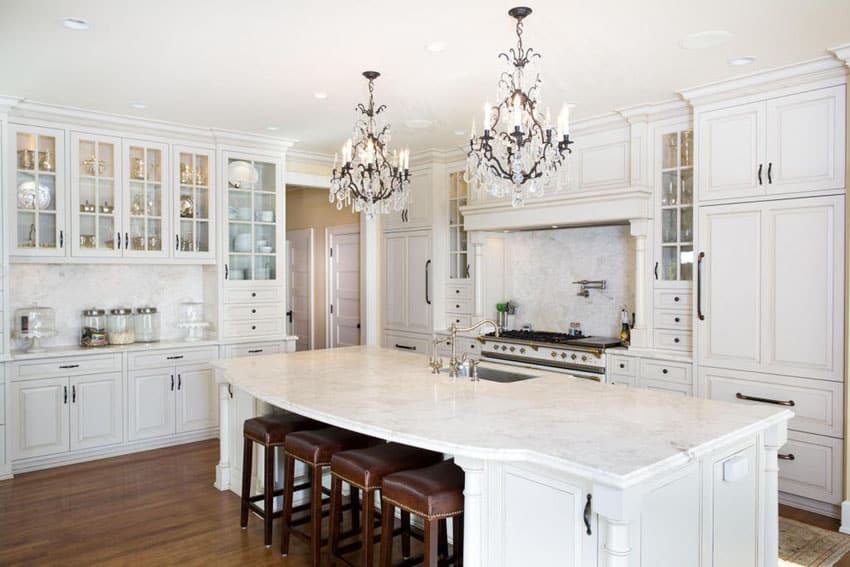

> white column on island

[
  {"left": 763, "top": 423, "right": 787, "bottom": 565},
  {"left": 214, "top": 379, "right": 232, "bottom": 491},
  {"left": 629, "top": 219, "right": 649, "bottom": 347},
  {"left": 453, "top": 456, "right": 488, "bottom": 567}
]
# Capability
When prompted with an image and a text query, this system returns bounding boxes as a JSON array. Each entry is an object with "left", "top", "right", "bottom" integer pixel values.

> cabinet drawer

[
  {"left": 128, "top": 346, "right": 218, "bottom": 370},
  {"left": 446, "top": 298, "right": 473, "bottom": 314},
  {"left": 700, "top": 367, "right": 843, "bottom": 437},
  {"left": 609, "top": 354, "right": 636, "bottom": 376},
  {"left": 654, "top": 290, "right": 692, "bottom": 310},
  {"left": 447, "top": 314, "right": 471, "bottom": 328},
  {"left": 224, "top": 341, "right": 289, "bottom": 358},
  {"left": 654, "top": 311, "right": 693, "bottom": 331},
  {"left": 654, "top": 330, "right": 692, "bottom": 351},
  {"left": 383, "top": 332, "right": 431, "bottom": 355},
  {"left": 640, "top": 359, "right": 692, "bottom": 385},
  {"left": 222, "top": 318, "right": 284, "bottom": 340},
  {"left": 641, "top": 379, "right": 692, "bottom": 396},
  {"left": 779, "top": 431, "right": 843, "bottom": 505},
  {"left": 223, "top": 287, "right": 283, "bottom": 304},
  {"left": 223, "top": 303, "right": 284, "bottom": 321},
  {"left": 446, "top": 285, "right": 472, "bottom": 300},
  {"left": 12, "top": 353, "right": 122, "bottom": 380},
  {"left": 609, "top": 375, "right": 636, "bottom": 387}
]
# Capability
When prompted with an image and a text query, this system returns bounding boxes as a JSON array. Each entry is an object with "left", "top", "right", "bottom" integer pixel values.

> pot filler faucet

[{"left": 447, "top": 319, "right": 501, "bottom": 378}]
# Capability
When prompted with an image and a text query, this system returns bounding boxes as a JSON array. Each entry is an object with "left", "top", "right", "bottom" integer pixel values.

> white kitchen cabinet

[
  {"left": 122, "top": 138, "right": 169, "bottom": 259},
  {"left": 697, "top": 85, "right": 845, "bottom": 202},
  {"left": 779, "top": 430, "right": 843, "bottom": 505},
  {"left": 128, "top": 369, "right": 175, "bottom": 441},
  {"left": 383, "top": 167, "right": 433, "bottom": 231},
  {"left": 175, "top": 365, "right": 217, "bottom": 433},
  {"left": 173, "top": 145, "right": 215, "bottom": 260},
  {"left": 9, "top": 377, "right": 69, "bottom": 459},
  {"left": 382, "top": 230, "right": 433, "bottom": 334},
  {"left": 70, "top": 372, "right": 123, "bottom": 451},
  {"left": 697, "top": 195, "right": 844, "bottom": 380}
]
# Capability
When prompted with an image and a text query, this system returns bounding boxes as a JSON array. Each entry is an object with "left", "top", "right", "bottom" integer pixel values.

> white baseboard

[
  {"left": 840, "top": 501, "right": 850, "bottom": 534},
  {"left": 779, "top": 491, "right": 840, "bottom": 519},
  {"left": 10, "top": 430, "right": 219, "bottom": 475}
]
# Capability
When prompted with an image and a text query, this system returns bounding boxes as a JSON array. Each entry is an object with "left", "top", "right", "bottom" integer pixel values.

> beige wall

[{"left": 286, "top": 186, "right": 358, "bottom": 349}]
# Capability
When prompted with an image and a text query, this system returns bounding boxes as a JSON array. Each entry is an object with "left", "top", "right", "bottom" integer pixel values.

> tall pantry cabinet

[{"left": 692, "top": 76, "right": 847, "bottom": 515}]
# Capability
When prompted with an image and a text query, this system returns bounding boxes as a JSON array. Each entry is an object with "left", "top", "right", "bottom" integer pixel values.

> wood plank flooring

[{"left": 0, "top": 439, "right": 845, "bottom": 565}]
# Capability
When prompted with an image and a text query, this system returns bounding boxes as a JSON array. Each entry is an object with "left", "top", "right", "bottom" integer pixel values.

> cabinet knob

[
  {"left": 455, "top": 304, "right": 460, "bottom": 309},
  {"left": 674, "top": 296, "right": 680, "bottom": 302},
  {"left": 619, "top": 363, "right": 625, "bottom": 369},
  {"left": 581, "top": 355, "right": 588, "bottom": 362},
  {"left": 252, "top": 308, "right": 257, "bottom": 314},
  {"left": 251, "top": 325, "right": 256, "bottom": 330},
  {"left": 251, "top": 292, "right": 256, "bottom": 298},
  {"left": 674, "top": 317, "right": 680, "bottom": 323},
  {"left": 662, "top": 368, "right": 668, "bottom": 374},
  {"left": 509, "top": 346, "right": 515, "bottom": 352},
  {"left": 571, "top": 354, "right": 577, "bottom": 360},
  {"left": 455, "top": 289, "right": 460, "bottom": 294},
  {"left": 674, "top": 337, "right": 680, "bottom": 344},
  {"left": 550, "top": 351, "right": 557, "bottom": 358}
]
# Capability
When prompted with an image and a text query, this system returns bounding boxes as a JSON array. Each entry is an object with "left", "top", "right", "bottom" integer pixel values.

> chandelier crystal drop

[
  {"left": 465, "top": 6, "right": 574, "bottom": 207},
  {"left": 329, "top": 71, "right": 410, "bottom": 216}
]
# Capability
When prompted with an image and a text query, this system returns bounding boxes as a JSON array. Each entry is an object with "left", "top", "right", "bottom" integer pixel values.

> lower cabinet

[
  {"left": 383, "top": 330, "right": 432, "bottom": 355},
  {"left": 10, "top": 372, "right": 123, "bottom": 460},
  {"left": 607, "top": 353, "right": 693, "bottom": 395}
]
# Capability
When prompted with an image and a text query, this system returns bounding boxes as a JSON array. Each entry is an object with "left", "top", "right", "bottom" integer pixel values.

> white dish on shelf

[
  {"left": 258, "top": 245, "right": 273, "bottom": 253},
  {"left": 228, "top": 160, "right": 258, "bottom": 188},
  {"left": 229, "top": 269, "right": 245, "bottom": 280},
  {"left": 233, "top": 233, "right": 252, "bottom": 252},
  {"left": 17, "top": 180, "right": 52, "bottom": 210}
]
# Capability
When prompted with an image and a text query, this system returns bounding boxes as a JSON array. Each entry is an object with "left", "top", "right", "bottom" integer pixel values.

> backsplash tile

[{"left": 503, "top": 226, "right": 635, "bottom": 337}]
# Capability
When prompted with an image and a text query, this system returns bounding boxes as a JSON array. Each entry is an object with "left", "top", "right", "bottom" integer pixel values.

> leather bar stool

[
  {"left": 328, "top": 443, "right": 444, "bottom": 566},
  {"left": 240, "top": 412, "right": 323, "bottom": 546},
  {"left": 281, "top": 426, "right": 383, "bottom": 565},
  {"left": 380, "top": 460, "right": 465, "bottom": 567}
]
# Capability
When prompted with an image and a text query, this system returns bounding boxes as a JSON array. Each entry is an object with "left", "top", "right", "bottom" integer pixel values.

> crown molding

[
  {"left": 287, "top": 148, "right": 334, "bottom": 166},
  {"left": 829, "top": 43, "right": 850, "bottom": 67},
  {"left": 617, "top": 99, "right": 691, "bottom": 123},
  {"left": 570, "top": 112, "right": 629, "bottom": 135},
  {"left": 679, "top": 56, "right": 847, "bottom": 108},
  {"left": 0, "top": 95, "right": 22, "bottom": 115}
]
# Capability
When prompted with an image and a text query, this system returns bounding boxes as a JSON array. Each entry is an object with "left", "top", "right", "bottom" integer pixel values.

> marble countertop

[{"left": 211, "top": 345, "right": 791, "bottom": 488}]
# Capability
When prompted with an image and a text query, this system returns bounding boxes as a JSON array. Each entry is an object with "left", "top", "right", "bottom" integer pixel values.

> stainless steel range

[{"left": 477, "top": 330, "right": 624, "bottom": 381}]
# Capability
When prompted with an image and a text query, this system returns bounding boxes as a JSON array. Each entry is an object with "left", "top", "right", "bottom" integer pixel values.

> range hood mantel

[{"left": 460, "top": 186, "right": 652, "bottom": 232}]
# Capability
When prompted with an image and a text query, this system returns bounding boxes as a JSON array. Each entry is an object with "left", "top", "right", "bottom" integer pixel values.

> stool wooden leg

[
  {"left": 401, "top": 510, "right": 411, "bottom": 559},
  {"left": 328, "top": 475, "right": 343, "bottom": 563},
  {"left": 379, "top": 501, "right": 395, "bottom": 567},
  {"left": 240, "top": 438, "right": 253, "bottom": 528},
  {"left": 351, "top": 486, "right": 361, "bottom": 532},
  {"left": 310, "top": 463, "right": 324, "bottom": 567},
  {"left": 438, "top": 519, "right": 448, "bottom": 561},
  {"left": 424, "top": 518, "right": 439, "bottom": 567},
  {"left": 361, "top": 488, "right": 375, "bottom": 567},
  {"left": 263, "top": 444, "right": 275, "bottom": 546},
  {"left": 453, "top": 514, "right": 464, "bottom": 567},
  {"left": 280, "top": 453, "right": 296, "bottom": 556}
]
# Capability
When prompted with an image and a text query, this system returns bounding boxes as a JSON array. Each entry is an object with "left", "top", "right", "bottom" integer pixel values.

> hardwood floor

[{"left": 0, "top": 439, "right": 844, "bottom": 565}]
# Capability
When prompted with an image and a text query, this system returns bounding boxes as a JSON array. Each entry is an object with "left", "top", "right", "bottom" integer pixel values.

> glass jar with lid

[
  {"left": 107, "top": 308, "right": 135, "bottom": 345},
  {"left": 134, "top": 307, "right": 160, "bottom": 343},
  {"left": 80, "top": 308, "right": 107, "bottom": 347}
]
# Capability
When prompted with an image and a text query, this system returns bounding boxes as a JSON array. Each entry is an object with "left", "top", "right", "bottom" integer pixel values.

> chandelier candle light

[
  {"left": 466, "top": 6, "right": 574, "bottom": 207},
  {"left": 329, "top": 71, "right": 411, "bottom": 216}
]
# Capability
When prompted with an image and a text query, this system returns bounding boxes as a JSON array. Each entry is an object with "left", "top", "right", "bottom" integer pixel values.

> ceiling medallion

[
  {"left": 330, "top": 71, "right": 410, "bottom": 216},
  {"left": 466, "top": 6, "right": 574, "bottom": 207}
]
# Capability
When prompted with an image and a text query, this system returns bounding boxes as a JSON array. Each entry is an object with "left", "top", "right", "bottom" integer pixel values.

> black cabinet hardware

[
  {"left": 425, "top": 260, "right": 432, "bottom": 305},
  {"left": 251, "top": 292, "right": 256, "bottom": 297},
  {"left": 767, "top": 162, "right": 773, "bottom": 184},
  {"left": 72, "top": 385, "right": 76, "bottom": 403},
  {"left": 736, "top": 392, "right": 795, "bottom": 406},
  {"left": 778, "top": 453, "right": 795, "bottom": 461},
  {"left": 654, "top": 261, "right": 659, "bottom": 280},
  {"left": 59, "top": 364, "right": 79, "bottom": 369},
  {"left": 176, "top": 235, "right": 179, "bottom": 250},
  {"left": 662, "top": 368, "right": 668, "bottom": 374},
  {"left": 117, "top": 232, "right": 122, "bottom": 249},
  {"left": 674, "top": 296, "right": 680, "bottom": 302},
  {"left": 697, "top": 252, "right": 705, "bottom": 320},
  {"left": 674, "top": 317, "right": 680, "bottom": 323},
  {"left": 758, "top": 163, "right": 763, "bottom": 185},
  {"left": 60, "top": 230, "right": 64, "bottom": 248},
  {"left": 248, "top": 349, "right": 263, "bottom": 354},
  {"left": 395, "top": 344, "right": 416, "bottom": 351},
  {"left": 166, "top": 355, "right": 184, "bottom": 360},
  {"left": 64, "top": 386, "right": 68, "bottom": 404},
  {"left": 619, "top": 363, "right": 625, "bottom": 369},
  {"left": 674, "top": 337, "right": 680, "bottom": 343},
  {"left": 227, "top": 384, "right": 233, "bottom": 398},
  {"left": 224, "top": 264, "right": 228, "bottom": 279},
  {"left": 170, "top": 375, "right": 175, "bottom": 391},
  {"left": 177, "top": 374, "right": 182, "bottom": 390},
  {"left": 286, "top": 310, "right": 293, "bottom": 323},
  {"left": 583, "top": 494, "right": 592, "bottom": 535},
  {"left": 251, "top": 325, "right": 256, "bottom": 330},
  {"left": 125, "top": 232, "right": 129, "bottom": 250}
]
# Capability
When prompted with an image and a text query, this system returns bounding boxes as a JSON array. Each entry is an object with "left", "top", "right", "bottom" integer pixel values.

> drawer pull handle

[
  {"left": 166, "top": 355, "right": 184, "bottom": 360},
  {"left": 59, "top": 364, "right": 80, "bottom": 369},
  {"left": 735, "top": 392, "right": 795, "bottom": 407},
  {"left": 778, "top": 453, "right": 795, "bottom": 461},
  {"left": 395, "top": 344, "right": 416, "bottom": 351},
  {"left": 248, "top": 349, "right": 263, "bottom": 354},
  {"left": 662, "top": 369, "right": 668, "bottom": 374},
  {"left": 619, "top": 363, "right": 625, "bottom": 369}
]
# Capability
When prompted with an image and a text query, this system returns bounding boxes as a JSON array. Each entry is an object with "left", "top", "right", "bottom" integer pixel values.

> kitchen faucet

[{"left": 447, "top": 319, "right": 501, "bottom": 378}]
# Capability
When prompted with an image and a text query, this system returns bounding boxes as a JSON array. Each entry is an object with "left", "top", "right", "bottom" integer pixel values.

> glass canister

[
  {"left": 108, "top": 308, "right": 136, "bottom": 345},
  {"left": 80, "top": 309, "right": 107, "bottom": 347},
  {"left": 134, "top": 307, "right": 161, "bottom": 343}
]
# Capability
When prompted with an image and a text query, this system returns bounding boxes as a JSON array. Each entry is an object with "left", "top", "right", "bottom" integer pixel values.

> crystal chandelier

[
  {"left": 330, "top": 71, "right": 410, "bottom": 216},
  {"left": 465, "top": 6, "right": 574, "bottom": 207}
]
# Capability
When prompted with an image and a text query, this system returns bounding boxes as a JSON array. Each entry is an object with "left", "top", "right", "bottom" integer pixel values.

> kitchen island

[{"left": 211, "top": 346, "right": 792, "bottom": 567}]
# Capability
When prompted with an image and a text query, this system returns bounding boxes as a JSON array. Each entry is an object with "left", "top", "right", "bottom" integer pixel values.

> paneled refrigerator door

[{"left": 71, "top": 132, "right": 122, "bottom": 257}]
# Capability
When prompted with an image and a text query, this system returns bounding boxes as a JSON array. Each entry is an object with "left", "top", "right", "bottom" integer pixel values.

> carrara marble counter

[{"left": 211, "top": 345, "right": 791, "bottom": 567}]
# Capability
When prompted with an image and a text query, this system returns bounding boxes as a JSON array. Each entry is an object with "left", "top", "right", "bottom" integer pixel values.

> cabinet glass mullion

[
  {"left": 227, "top": 157, "right": 276, "bottom": 281},
  {"left": 660, "top": 130, "right": 694, "bottom": 281},
  {"left": 448, "top": 172, "right": 469, "bottom": 280}
]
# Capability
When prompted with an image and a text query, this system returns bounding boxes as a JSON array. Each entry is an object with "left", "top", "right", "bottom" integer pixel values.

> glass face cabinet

[
  {"left": 659, "top": 129, "right": 694, "bottom": 282},
  {"left": 448, "top": 171, "right": 469, "bottom": 280},
  {"left": 225, "top": 155, "right": 281, "bottom": 282},
  {"left": 175, "top": 147, "right": 214, "bottom": 259}
]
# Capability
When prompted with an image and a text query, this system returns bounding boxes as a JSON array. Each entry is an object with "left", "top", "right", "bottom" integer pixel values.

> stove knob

[
  {"left": 509, "top": 346, "right": 516, "bottom": 352},
  {"left": 571, "top": 354, "right": 577, "bottom": 360},
  {"left": 519, "top": 347, "right": 526, "bottom": 354},
  {"left": 550, "top": 351, "right": 557, "bottom": 358},
  {"left": 501, "top": 346, "right": 507, "bottom": 351},
  {"left": 560, "top": 352, "right": 567, "bottom": 359},
  {"left": 493, "top": 344, "right": 499, "bottom": 350},
  {"left": 581, "top": 355, "right": 588, "bottom": 362}
]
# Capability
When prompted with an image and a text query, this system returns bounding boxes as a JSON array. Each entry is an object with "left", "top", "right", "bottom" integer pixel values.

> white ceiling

[{"left": 1, "top": 0, "right": 848, "bottom": 155}]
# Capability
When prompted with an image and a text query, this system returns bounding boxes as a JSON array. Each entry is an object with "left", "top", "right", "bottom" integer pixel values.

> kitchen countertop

[{"left": 211, "top": 345, "right": 791, "bottom": 488}]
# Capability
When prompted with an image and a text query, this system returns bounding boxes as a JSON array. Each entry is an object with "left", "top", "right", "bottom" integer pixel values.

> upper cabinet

[
  {"left": 8, "top": 124, "right": 66, "bottom": 257},
  {"left": 70, "top": 132, "right": 122, "bottom": 257},
  {"left": 697, "top": 85, "right": 845, "bottom": 202},
  {"left": 656, "top": 126, "right": 694, "bottom": 285},
  {"left": 447, "top": 171, "right": 470, "bottom": 280},
  {"left": 222, "top": 152, "right": 283, "bottom": 284},
  {"left": 383, "top": 167, "right": 433, "bottom": 231},
  {"left": 123, "top": 140, "right": 168, "bottom": 258},
  {"left": 174, "top": 146, "right": 215, "bottom": 260}
]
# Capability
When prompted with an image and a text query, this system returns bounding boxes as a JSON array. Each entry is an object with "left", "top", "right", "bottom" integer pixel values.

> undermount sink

[{"left": 442, "top": 366, "right": 540, "bottom": 383}]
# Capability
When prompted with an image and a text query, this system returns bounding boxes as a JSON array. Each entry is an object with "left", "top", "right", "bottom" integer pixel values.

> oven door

[{"left": 479, "top": 354, "right": 606, "bottom": 383}]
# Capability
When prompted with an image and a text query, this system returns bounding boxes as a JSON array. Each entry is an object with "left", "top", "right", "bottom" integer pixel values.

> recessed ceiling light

[
  {"left": 425, "top": 41, "right": 446, "bottom": 53},
  {"left": 313, "top": 92, "right": 328, "bottom": 100},
  {"left": 680, "top": 30, "right": 732, "bottom": 50},
  {"left": 404, "top": 119, "right": 432, "bottom": 129},
  {"left": 729, "top": 56, "right": 756, "bottom": 66},
  {"left": 454, "top": 130, "right": 466, "bottom": 136},
  {"left": 266, "top": 126, "right": 280, "bottom": 131},
  {"left": 62, "top": 17, "right": 90, "bottom": 30},
  {"left": 551, "top": 225, "right": 559, "bottom": 229},
  {"left": 128, "top": 101, "right": 146, "bottom": 109}
]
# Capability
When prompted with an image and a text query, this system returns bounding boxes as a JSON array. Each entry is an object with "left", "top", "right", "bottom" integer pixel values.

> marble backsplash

[
  {"left": 503, "top": 225, "right": 635, "bottom": 337},
  {"left": 9, "top": 264, "right": 205, "bottom": 348}
]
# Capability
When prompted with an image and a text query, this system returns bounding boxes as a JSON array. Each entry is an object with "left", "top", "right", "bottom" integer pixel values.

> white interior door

[
  {"left": 328, "top": 225, "right": 361, "bottom": 348},
  {"left": 286, "top": 228, "right": 314, "bottom": 351}
]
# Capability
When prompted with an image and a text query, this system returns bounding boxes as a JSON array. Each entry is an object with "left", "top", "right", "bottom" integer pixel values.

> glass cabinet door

[
  {"left": 123, "top": 140, "right": 168, "bottom": 257},
  {"left": 10, "top": 125, "right": 66, "bottom": 256},
  {"left": 174, "top": 147, "right": 214, "bottom": 260},
  {"left": 448, "top": 171, "right": 469, "bottom": 279},
  {"left": 226, "top": 156, "right": 278, "bottom": 282},
  {"left": 659, "top": 129, "right": 694, "bottom": 281},
  {"left": 71, "top": 133, "right": 121, "bottom": 256}
]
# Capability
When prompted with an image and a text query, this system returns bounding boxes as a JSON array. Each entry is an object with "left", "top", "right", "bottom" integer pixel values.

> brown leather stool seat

[
  {"left": 328, "top": 443, "right": 443, "bottom": 566},
  {"left": 380, "top": 460, "right": 465, "bottom": 567},
  {"left": 280, "top": 427, "right": 383, "bottom": 565},
  {"left": 240, "top": 412, "right": 323, "bottom": 547}
]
